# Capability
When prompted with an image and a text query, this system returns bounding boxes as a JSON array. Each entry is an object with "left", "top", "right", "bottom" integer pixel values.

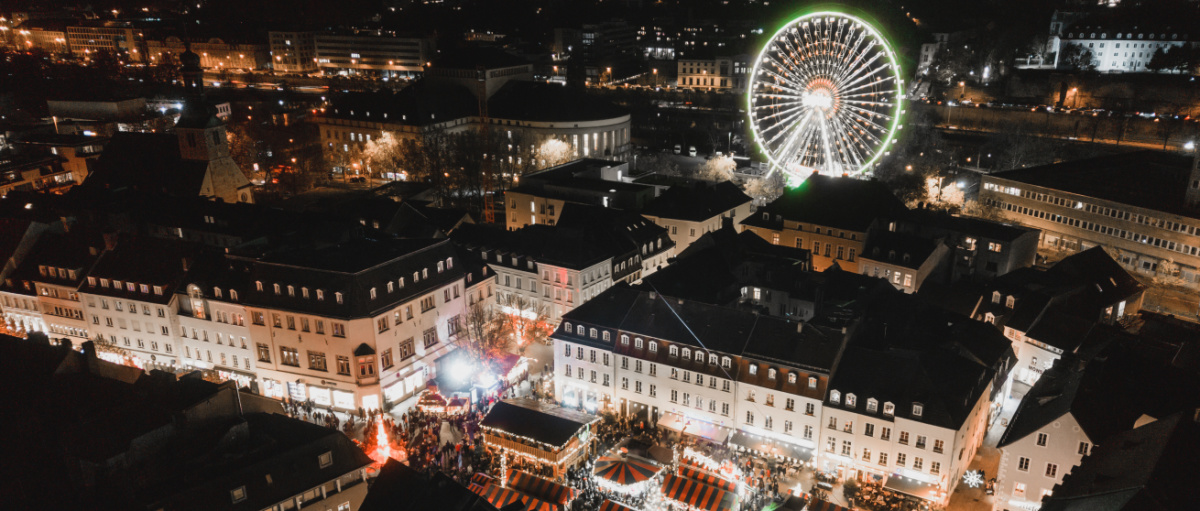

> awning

[
  {"left": 469, "top": 481, "right": 559, "bottom": 511},
  {"left": 677, "top": 465, "right": 737, "bottom": 492},
  {"left": 727, "top": 432, "right": 814, "bottom": 462},
  {"left": 471, "top": 472, "right": 495, "bottom": 487},
  {"left": 884, "top": 474, "right": 940, "bottom": 501},
  {"left": 594, "top": 454, "right": 663, "bottom": 486},
  {"left": 806, "top": 499, "right": 850, "bottom": 511},
  {"left": 657, "top": 412, "right": 732, "bottom": 443},
  {"left": 506, "top": 469, "right": 578, "bottom": 505},
  {"left": 660, "top": 473, "right": 737, "bottom": 511},
  {"left": 598, "top": 500, "right": 637, "bottom": 511}
]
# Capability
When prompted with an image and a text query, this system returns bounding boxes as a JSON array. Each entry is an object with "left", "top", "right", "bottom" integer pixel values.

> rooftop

[
  {"left": 480, "top": 399, "right": 600, "bottom": 448},
  {"left": 740, "top": 174, "right": 907, "bottom": 233},
  {"left": 640, "top": 181, "right": 752, "bottom": 222},
  {"left": 988, "top": 151, "right": 1198, "bottom": 219}
]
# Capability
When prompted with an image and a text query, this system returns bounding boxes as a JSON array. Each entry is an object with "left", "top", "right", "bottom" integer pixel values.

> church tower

[{"left": 172, "top": 44, "right": 254, "bottom": 203}]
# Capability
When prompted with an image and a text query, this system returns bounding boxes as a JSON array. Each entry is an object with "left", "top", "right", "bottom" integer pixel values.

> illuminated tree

[
  {"left": 697, "top": 155, "right": 736, "bottom": 182},
  {"left": 494, "top": 293, "right": 552, "bottom": 354}
]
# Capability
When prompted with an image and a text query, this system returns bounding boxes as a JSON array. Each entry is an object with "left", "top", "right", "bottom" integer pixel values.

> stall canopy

[
  {"left": 506, "top": 469, "right": 578, "bottom": 505},
  {"left": 727, "top": 432, "right": 814, "bottom": 462},
  {"left": 598, "top": 499, "right": 637, "bottom": 511},
  {"left": 884, "top": 475, "right": 940, "bottom": 501},
  {"left": 594, "top": 454, "right": 663, "bottom": 486},
  {"left": 807, "top": 499, "right": 850, "bottom": 511},
  {"left": 677, "top": 465, "right": 738, "bottom": 492},
  {"left": 657, "top": 412, "right": 732, "bottom": 443},
  {"left": 660, "top": 473, "right": 737, "bottom": 511},
  {"left": 469, "top": 482, "right": 559, "bottom": 511},
  {"left": 480, "top": 399, "right": 600, "bottom": 449},
  {"left": 471, "top": 472, "right": 495, "bottom": 487}
]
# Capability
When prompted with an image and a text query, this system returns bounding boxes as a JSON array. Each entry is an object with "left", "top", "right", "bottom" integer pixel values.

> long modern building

[
  {"left": 980, "top": 151, "right": 1200, "bottom": 288},
  {"left": 314, "top": 31, "right": 435, "bottom": 78}
]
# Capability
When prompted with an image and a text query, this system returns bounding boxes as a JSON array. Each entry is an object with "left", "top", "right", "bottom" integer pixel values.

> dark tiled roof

[
  {"left": 433, "top": 47, "right": 530, "bottom": 69},
  {"left": 860, "top": 230, "right": 940, "bottom": 270},
  {"left": 740, "top": 174, "right": 907, "bottom": 233},
  {"left": 988, "top": 151, "right": 1198, "bottom": 218},
  {"left": 640, "top": 181, "right": 752, "bottom": 222},
  {"left": 361, "top": 459, "right": 497, "bottom": 511},
  {"left": 322, "top": 82, "right": 478, "bottom": 127},
  {"left": 83, "top": 236, "right": 201, "bottom": 304},
  {"left": 827, "top": 291, "right": 1015, "bottom": 430},
  {"left": 480, "top": 399, "right": 600, "bottom": 448},
  {"left": 452, "top": 222, "right": 616, "bottom": 270},
  {"left": 84, "top": 132, "right": 209, "bottom": 197},
  {"left": 900, "top": 208, "right": 1034, "bottom": 242},
  {"left": 489, "top": 81, "right": 629, "bottom": 123},
  {"left": 3, "top": 228, "right": 104, "bottom": 291},
  {"left": 1040, "top": 414, "right": 1200, "bottom": 511}
]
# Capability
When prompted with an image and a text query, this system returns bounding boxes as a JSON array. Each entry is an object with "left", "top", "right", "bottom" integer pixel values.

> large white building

[
  {"left": 640, "top": 181, "right": 754, "bottom": 254},
  {"left": 1050, "top": 22, "right": 1194, "bottom": 73},
  {"left": 552, "top": 286, "right": 844, "bottom": 461}
]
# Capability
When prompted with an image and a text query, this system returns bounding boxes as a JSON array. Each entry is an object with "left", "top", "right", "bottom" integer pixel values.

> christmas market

[{"left": 480, "top": 398, "right": 600, "bottom": 478}]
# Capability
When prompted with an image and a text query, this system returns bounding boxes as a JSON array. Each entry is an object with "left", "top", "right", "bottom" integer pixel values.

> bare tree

[
  {"left": 696, "top": 155, "right": 736, "bottom": 182},
  {"left": 494, "top": 293, "right": 552, "bottom": 354}
]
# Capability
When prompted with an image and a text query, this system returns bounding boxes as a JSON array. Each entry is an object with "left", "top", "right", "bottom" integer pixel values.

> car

[
  {"left": 688, "top": 146, "right": 697, "bottom": 157},
  {"left": 673, "top": 144, "right": 682, "bottom": 155}
]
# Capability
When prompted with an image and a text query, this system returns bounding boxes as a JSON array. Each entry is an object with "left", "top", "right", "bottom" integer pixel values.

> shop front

[{"left": 657, "top": 412, "right": 732, "bottom": 444}]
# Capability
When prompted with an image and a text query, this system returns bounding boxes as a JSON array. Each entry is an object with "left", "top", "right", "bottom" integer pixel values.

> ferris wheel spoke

[
  {"left": 837, "top": 51, "right": 888, "bottom": 89},
  {"left": 840, "top": 107, "right": 892, "bottom": 136}
]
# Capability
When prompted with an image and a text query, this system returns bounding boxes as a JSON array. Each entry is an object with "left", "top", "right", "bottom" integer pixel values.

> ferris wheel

[{"left": 748, "top": 12, "right": 903, "bottom": 182}]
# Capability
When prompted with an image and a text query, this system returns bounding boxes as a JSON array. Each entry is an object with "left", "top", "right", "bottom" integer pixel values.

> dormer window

[
  {"left": 576, "top": 325, "right": 584, "bottom": 335},
  {"left": 768, "top": 368, "right": 777, "bottom": 379},
  {"left": 809, "top": 377, "right": 817, "bottom": 388},
  {"left": 230, "top": 290, "right": 238, "bottom": 301},
  {"left": 722, "top": 357, "right": 732, "bottom": 368},
  {"left": 302, "top": 287, "right": 309, "bottom": 298},
  {"left": 139, "top": 284, "right": 149, "bottom": 294},
  {"left": 564, "top": 322, "right": 573, "bottom": 332},
  {"left": 422, "top": 268, "right": 428, "bottom": 279},
  {"left": 387, "top": 282, "right": 394, "bottom": 293},
  {"left": 602, "top": 331, "right": 610, "bottom": 341},
  {"left": 710, "top": 354, "right": 718, "bottom": 365},
  {"left": 669, "top": 346, "right": 678, "bottom": 357},
  {"left": 437, "top": 261, "right": 444, "bottom": 273},
  {"left": 788, "top": 373, "right": 797, "bottom": 384},
  {"left": 695, "top": 351, "right": 704, "bottom": 362},
  {"left": 991, "top": 291, "right": 1001, "bottom": 304},
  {"left": 335, "top": 292, "right": 343, "bottom": 304},
  {"left": 214, "top": 287, "right": 223, "bottom": 298},
  {"left": 255, "top": 281, "right": 263, "bottom": 291},
  {"left": 635, "top": 338, "right": 644, "bottom": 349},
  {"left": 1006, "top": 295, "right": 1015, "bottom": 309},
  {"left": 620, "top": 334, "right": 629, "bottom": 345},
  {"left": 846, "top": 394, "right": 857, "bottom": 407},
  {"left": 682, "top": 348, "right": 691, "bottom": 359},
  {"left": 830, "top": 390, "right": 841, "bottom": 404},
  {"left": 447, "top": 257, "right": 454, "bottom": 269},
  {"left": 984, "top": 312, "right": 996, "bottom": 324},
  {"left": 749, "top": 365, "right": 757, "bottom": 375},
  {"left": 370, "top": 288, "right": 377, "bottom": 299},
  {"left": 273, "top": 283, "right": 281, "bottom": 295},
  {"left": 399, "top": 278, "right": 405, "bottom": 288},
  {"left": 884, "top": 402, "right": 895, "bottom": 415},
  {"left": 912, "top": 402, "right": 924, "bottom": 417},
  {"left": 649, "top": 341, "right": 657, "bottom": 352},
  {"left": 589, "top": 328, "right": 598, "bottom": 338},
  {"left": 413, "top": 272, "right": 420, "bottom": 283},
  {"left": 316, "top": 289, "right": 325, "bottom": 301},
  {"left": 230, "top": 486, "right": 247, "bottom": 504},
  {"left": 287, "top": 285, "right": 295, "bottom": 297},
  {"left": 87, "top": 277, "right": 96, "bottom": 286},
  {"left": 867, "top": 398, "right": 878, "bottom": 412}
]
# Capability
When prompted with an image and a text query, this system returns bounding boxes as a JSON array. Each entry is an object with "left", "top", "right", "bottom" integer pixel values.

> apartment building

[
  {"left": 314, "top": 31, "right": 435, "bottom": 78},
  {"left": 0, "top": 229, "right": 102, "bottom": 344},
  {"left": 504, "top": 159, "right": 654, "bottom": 231},
  {"left": 146, "top": 35, "right": 271, "bottom": 70},
  {"left": 1053, "top": 21, "right": 1193, "bottom": 73},
  {"left": 676, "top": 53, "right": 751, "bottom": 92},
  {"left": 857, "top": 230, "right": 949, "bottom": 294},
  {"left": 819, "top": 293, "right": 1015, "bottom": 506},
  {"left": 740, "top": 174, "right": 908, "bottom": 271},
  {"left": 554, "top": 286, "right": 844, "bottom": 460},
  {"left": 269, "top": 31, "right": 318, "bottom": 73},
  {"left": 79, "top": 236, "right": 197, "bottom": 373},
  {"left": 66, "top": 22, "right": 145, "bottom": 61},
  {"left": 640, "top": 181, "right": 754, "bottom": 254},
  {"left": 980, "top": 151, "right": 1200, "bottom": 288}
]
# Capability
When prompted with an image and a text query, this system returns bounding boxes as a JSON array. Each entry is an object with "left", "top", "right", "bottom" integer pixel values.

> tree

[
  {"left": 696, "top": 155, "right": 735, "bottom": 182},
  {"left": 1059, "top": 43, "right": 1096, "bottom": 71},
  {"left": 742, "top": 173, "right": 784, "bottom": 204},
  {"left": 925, "top": 176, "right": 965, "bottom": 212},
  {"left": 535, "top": 138, "right": 574, "bottom": 169},
  {"left": 494, "top": 293, "right": 552, "bottom": 354}
]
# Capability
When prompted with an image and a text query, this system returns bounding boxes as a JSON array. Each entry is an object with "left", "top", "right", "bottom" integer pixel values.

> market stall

[
  {"left": 469, "top": 482, "right": 558, "bottom": 511},
  {"left": 594, "top": 452, "right": 663, "bottom": 490},
  {"left": 882, "top": 475, "right": 941, "bottom": 502},
  {"left": 506, "top": 469, "right": 578, "bottom": 507},
  {"left": 598, "top": 499, "right": 638, "bottom": 511},
  {"left": 659, "top": 473, "right": 738, "bottom": 511},
  {"left": 480, "top": 398, "right": 600, "bottom": 478},
  {"left": 727, "top": 431, "right": 814, "bottom": 463}
]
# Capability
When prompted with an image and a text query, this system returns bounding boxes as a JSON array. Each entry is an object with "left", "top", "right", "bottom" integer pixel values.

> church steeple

[{"left": 180, "top": 42, "right": 203, "bottom": 93}]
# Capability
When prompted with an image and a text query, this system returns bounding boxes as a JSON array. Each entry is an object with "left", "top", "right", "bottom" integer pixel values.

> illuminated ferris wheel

[{"left": 748, "top": 12, "right": 903, "bottom": 182}]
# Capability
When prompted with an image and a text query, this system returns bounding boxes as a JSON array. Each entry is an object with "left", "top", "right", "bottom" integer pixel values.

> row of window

[
  {"left": 1067, "top": 31, "right": 1183, "bottom": 40},
  {"left": 988, "top": 198, "right": 1200, "bottom": 259},
  {"left": 109, "top": 334, "right": 173, "bottom": 355},
  {"left": 990, "top": 183, "right": 1200, "bottom": 236},
  {"left": 86, "top": 276, "right": 165, "bottom": 296},
  {"left": 830, "top": 390, "right": 917, "bottom": 417}
]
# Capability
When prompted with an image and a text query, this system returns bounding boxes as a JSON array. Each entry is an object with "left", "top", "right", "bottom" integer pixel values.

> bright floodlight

[{"left": 748, "top": 11, "right": 904, "bottom": 184}]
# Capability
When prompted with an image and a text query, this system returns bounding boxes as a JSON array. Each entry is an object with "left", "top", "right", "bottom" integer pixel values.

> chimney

[{"left": 649, "top": 291, "right": 657, "bottom": 300}]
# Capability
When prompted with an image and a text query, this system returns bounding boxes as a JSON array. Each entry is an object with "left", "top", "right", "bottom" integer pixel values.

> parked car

[
  {"left": 673, "top": 144, "right": 682, "bottom": 155},
  {"left": 688, "top": 146, "right": 697, "bottom": 157}
]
